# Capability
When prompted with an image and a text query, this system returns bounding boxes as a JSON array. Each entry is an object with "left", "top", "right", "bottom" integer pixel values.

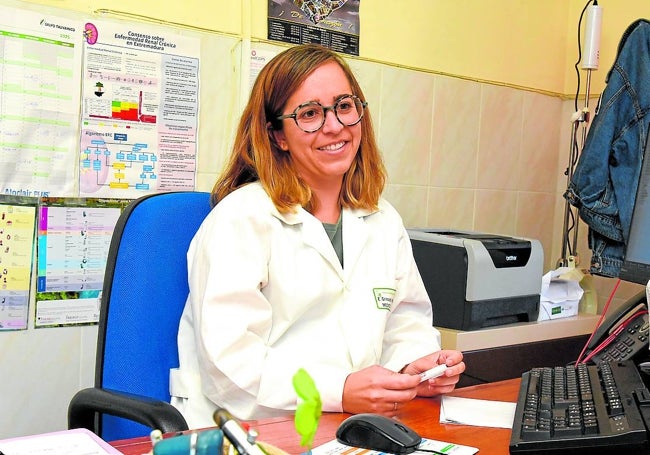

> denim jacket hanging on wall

[{"left": 564, "top": 19, "right": 650, "bottom": 278}]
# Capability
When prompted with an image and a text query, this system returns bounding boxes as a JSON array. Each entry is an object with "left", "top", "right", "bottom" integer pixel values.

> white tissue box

[{"left": 537, "top": 299, "right": 579, "bottom": 321}]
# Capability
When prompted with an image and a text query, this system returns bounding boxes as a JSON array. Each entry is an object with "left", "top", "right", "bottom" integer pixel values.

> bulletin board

[{"left": 0, "top": 0, "right": 243, "bottom": 329}]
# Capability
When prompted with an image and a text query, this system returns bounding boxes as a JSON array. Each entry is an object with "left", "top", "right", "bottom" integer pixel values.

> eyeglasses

[{"left": 276, "top": 95, "right": 367, "bottom": 133}]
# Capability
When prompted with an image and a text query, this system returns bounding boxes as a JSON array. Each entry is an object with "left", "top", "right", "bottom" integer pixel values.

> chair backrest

[{"left": 96, "top": 191, "right": 212, "bottom": 441}]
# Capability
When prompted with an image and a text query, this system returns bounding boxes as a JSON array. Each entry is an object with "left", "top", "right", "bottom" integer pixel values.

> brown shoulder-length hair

[{"left": 211, "top": 44, "right": 386, "bottom": 213}]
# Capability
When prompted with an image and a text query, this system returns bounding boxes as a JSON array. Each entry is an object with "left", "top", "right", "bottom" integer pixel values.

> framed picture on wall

[{"left": 267, "top": 0, "right": 361, "bottom": 56}]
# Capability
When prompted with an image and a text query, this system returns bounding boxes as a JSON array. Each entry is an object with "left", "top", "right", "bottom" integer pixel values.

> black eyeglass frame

[{"left": 275, "top": 95, "right": 367, "bottom": 133}]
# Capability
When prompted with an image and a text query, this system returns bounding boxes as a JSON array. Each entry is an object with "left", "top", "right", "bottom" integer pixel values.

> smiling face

[{"left": 273, "top": 61, "right": 362, "bottom": 190}]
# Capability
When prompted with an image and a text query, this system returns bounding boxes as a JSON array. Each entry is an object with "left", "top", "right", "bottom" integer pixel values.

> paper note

[{"left": 440, "top": 396, "right": 516, "bottom": 429}]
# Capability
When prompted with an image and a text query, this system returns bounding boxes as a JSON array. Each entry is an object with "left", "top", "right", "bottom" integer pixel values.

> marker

[{"left": 419, "top": 364, "right": 448, "bottom": 383}]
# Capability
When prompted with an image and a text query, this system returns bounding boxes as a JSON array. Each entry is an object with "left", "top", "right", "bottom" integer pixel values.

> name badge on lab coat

[{"left": 373, "top": 288, "right": 395, "bottom": 310}]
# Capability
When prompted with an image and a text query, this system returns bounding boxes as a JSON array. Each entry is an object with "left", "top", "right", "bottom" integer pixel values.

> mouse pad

[{"left": 312, "top": 438, "right": 478, "bottom": 455}]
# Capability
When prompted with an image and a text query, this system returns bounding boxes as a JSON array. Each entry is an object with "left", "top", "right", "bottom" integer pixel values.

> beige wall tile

[
  {"left": 378, "top": 66, "right": 434, "bottom": 185},
  {"left": 520, "top": 92, "right": 563, "bottom": 192},
  {"left": 477, "top": 84, "right": 523, "bottom": 190},
  {"left": 382, "top": 184, "right": 428, "bottom": 228},
  {"left": 516, "top": 191, "right": 557, "bottom": 271},
  {"left": 426, "top": 187, "right": 475, "bottom": 231},
  {"left": 430, "top": 76, "right": 480, "bottom": 188},
  {"left": 475, "top": 189, "right": 517, "bottom": 235},
  {"left": 591, "top": 274, "right": 644, "bottom": 314}
]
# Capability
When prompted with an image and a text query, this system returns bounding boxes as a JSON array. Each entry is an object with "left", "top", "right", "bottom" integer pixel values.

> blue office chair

[{"left": 68, "top": 191, "right": 212, "bottom": 441}]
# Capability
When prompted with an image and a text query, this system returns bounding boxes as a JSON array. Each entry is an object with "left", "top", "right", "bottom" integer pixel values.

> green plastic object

[{"left": 293, "top": 368, "right": 322, "bottom": 450}]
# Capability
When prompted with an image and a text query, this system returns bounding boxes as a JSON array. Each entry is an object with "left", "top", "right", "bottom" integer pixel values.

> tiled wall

[
  {"left": 194, "top": 48, "right": 565, "bottom": 276},
  {"left": 345, "top": 59, "right": 564, "bottom": 274},
  {"left": 347, "top": 57, "right": 645, "bottom": 312},
  {"left": 370, "top": 58, "right": 642, "bottom": 311}
]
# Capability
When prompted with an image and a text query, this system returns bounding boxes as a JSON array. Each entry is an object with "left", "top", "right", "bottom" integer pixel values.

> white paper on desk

[
  {"left": 0, "top": 428, "right": 121, "bottom": 455},
  {"left": 312, "top": 437, "right": 478, "bottom": 455},
  {"left": 440, "top": 396, "right": 516, "bottom": 429}
]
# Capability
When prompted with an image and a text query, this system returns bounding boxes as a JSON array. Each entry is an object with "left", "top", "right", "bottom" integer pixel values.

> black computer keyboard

[{"left": 509, "top": 360, "right": 650, "bottom": 454}]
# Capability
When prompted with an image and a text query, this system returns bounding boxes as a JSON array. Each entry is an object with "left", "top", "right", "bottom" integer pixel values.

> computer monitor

[{"left": 619, "top": 133, "right": 650, "bottom": 286}]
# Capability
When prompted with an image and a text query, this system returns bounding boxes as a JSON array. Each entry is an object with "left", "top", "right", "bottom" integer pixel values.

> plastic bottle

[{"left": 579, "top": 272, "right": 598, "bottom": 314}]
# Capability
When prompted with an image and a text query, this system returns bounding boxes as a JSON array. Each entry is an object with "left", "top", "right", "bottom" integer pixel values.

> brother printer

[{"left": 408, "top": 229, "right": 543, "bottom": 331}]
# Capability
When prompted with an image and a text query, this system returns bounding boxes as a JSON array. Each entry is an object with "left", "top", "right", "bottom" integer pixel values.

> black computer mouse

[{"left": 336, "top": 413, "right": 422, "bottom": 454}]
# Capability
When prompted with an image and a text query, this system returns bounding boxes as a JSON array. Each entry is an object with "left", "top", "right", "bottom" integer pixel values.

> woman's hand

[
  {"left": 402, "top": 350, "right": 465, "bottom": 397},
  {"left": 341, "top": 350, "right": 465, "bottom": 415},
  {"left": 342, "top": 365, "right": 421, "bottom": 417}
]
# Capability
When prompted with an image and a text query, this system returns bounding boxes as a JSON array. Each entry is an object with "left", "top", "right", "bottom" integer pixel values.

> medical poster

[
  {"left": 0, "top": 197, "right": 38, "bottom": 331},
  {"left": 79, "top": 19, "right": 200, "bottom": 198},
  {"left": 34, "top": 198, "right": 130, "bottom": 328},
  {"left": 268, "top": 0, "right": 360, "bottom": 56},
  {"left": 0, "top": 5, "right": 83, "bottom": 198}
]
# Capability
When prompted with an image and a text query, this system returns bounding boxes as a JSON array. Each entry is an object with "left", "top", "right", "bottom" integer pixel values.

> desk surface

[{"left": 111, "top": 378, "right": 520, "bottom": 455}]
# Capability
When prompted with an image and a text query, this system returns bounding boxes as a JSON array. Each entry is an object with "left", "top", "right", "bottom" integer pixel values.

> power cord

[
  {"left": 561, "top": 0, "right": 599, "bottom": 263},
  {"left": 581, "top": 307, "right": 648, "bottom": 364},
  {"left": 575, "top": 278, "right": 620, "bottom": 365}
]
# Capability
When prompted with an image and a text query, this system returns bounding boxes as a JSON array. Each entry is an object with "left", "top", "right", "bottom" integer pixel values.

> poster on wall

[
  {"left": 0, "top": 5, "right": 83, "bottom": 198},
  {"left": 34, "top": 198, "right": 130, "bottom": 328},
  {"left": 268, "top": 0, "right": 360, "bottom": 56},
  {"left": 0, "top": 196, "right": 38, "bottom": 331},
  {"left": 79, "top": 19, "right": 201, "bottom": 199},
  {"left": 249, "top": 47, "right": 279, "bottom": 91}
]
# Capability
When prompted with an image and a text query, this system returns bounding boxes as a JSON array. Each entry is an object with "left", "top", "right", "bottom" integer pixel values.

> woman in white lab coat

[{"left": 171, "top": 44, "right": 465, "bottom": 428}]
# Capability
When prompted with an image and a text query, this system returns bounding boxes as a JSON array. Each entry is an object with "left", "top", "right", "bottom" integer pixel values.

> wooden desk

[{"left": 111, "top": 378, "right": 520, "bottom": 455}]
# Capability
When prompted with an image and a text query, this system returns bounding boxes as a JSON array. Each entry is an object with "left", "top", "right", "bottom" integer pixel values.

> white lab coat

[{"left": 170, "top": 182, "right": 440, "bottom": 428}]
